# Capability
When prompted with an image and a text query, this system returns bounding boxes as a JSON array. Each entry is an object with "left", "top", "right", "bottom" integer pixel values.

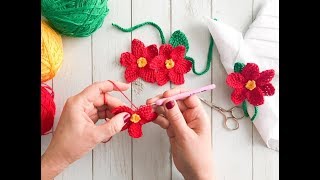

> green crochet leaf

[
  {"left": 234, "top": 62, "right": 245, "bottom": 72},
  {"left": 169, "top": 30, "right": 189, "bottom": 53}
]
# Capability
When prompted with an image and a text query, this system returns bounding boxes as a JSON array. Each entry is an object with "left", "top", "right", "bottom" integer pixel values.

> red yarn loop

[{"left": 41, "top": 84, "right": 56, "bottom": 135}]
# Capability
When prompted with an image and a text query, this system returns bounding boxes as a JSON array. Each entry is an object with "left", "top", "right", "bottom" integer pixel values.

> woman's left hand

[{"left": 41, "top": 80, "right": 131, "bottom": 180}]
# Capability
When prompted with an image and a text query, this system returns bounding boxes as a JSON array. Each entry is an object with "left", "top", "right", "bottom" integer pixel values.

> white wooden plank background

[{"left": 41, "top": 0, "right": 279, "bottom": 179}]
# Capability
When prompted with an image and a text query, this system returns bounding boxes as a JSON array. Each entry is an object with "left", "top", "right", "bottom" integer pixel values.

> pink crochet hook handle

[{"left": 151, "top": 84, "right": 216, "bottom": 106}]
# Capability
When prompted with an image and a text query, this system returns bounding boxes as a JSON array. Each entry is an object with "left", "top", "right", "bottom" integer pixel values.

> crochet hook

[{"left": 150, "top": 84, "right": 216, "bottom": 106}]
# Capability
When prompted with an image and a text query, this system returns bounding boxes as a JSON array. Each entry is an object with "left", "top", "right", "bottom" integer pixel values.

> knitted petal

[
  {"left": 145, "top": 44, "right": 159, "bottom": 60},
  {"left": 149, "top": 55, "right": 166, "bottom": 70},
  {"left": 169, "top": 70, "right": 185, "bottom": 85},
  {"left": 231, "top": 88, "right": 246, "bottom": 105},
  {"left": 128, "top": 123, "right": 143, "bottom": 138},
  {"left": 159, "top": 44, "right": 173, "bottom": 59},
  {"left": 241, "top": 63, "right": 260, "bottom": 80},
  {"left": 226, "top": 73, "right": 246, "bottom": 89},
  {"left": 124, "top": 67, "right": 139, "bottom": 82},
  {"left": 256, "top": 69, "right": 275, "bottom": 86},
  {"left": 155, "top": 69, "right": 170, "bottom": 86},
  {"left": 120, "top": 52, "right": 136, "bottom": 67},
  {"left": 170, "top": 46, "right": 186, "bottom": 61},
  {"left": 111, "top": 106, "right": 134, "bottom": 115},
  {"left": 246, "top": 88, "right": 264, "bottom": 106},
  {"left": 131, "top": 39, "right": 145, "bottom": 57},
  {"left": 174, "top": 58, "right": 192, "bottom": 74},
  {"left": 136, "top": 105, "right": 156, "bottom": 124},
  {"left": 259, "top": 83, "right": 275, "bottom": 96},
  {"left": 140, "top": 68, "right": 156, "bottom": 83}
]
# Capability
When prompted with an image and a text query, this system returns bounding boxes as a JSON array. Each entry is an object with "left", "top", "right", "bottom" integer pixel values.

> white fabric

[{"left": 204, "top": 0, "right": 279, "bottom": 151}]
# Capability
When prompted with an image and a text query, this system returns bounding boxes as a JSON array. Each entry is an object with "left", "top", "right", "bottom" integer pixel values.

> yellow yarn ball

[{"left": 41, "top": 20, "right": 63, "bottom": 82}]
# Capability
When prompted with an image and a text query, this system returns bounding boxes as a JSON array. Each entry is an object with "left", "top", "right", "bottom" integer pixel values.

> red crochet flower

[
  {"left": 120, "top": 39, "right": 158, "bottom": 83},
  {"left": 150, "top": 44, "right": 192, "bottom": 86},
  {"left": 111, "top": 105, "right": 158, "bottom": 138},
  {"left": 226, "top": 63, "right": 275, "bottom": 106}
]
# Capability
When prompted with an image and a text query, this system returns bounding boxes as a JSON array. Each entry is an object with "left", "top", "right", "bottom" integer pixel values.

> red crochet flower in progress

[
  {"left": 150, "top": 44, "right": 192, "bottom": 86},
  {"left": 111, "top": 105, "right": 158, "bottom": 138},
  {"left": 226, "top": 63, "right": 275, "bottom": 106},
  {"left": 120, "top": 39, "right": 158, "bottom": 83}
]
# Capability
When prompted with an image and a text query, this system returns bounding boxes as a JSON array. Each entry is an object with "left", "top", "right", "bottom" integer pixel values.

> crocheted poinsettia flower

[
  {"left": 120, "top": 39, "right": 158, "bottom": 83},
  {"left": 111, "top": 105, "right": 158, "bottom": 138},
  {"left": 150, "top": 44, "right": 192, "bottom": 86},
  {"left": 226, "top": 63, "right": 275, "bottom": 106}
]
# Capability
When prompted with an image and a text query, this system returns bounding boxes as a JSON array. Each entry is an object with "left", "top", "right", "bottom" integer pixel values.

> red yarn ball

[{"left": 41, "top": 84, "right": 56, "bottom": 135}]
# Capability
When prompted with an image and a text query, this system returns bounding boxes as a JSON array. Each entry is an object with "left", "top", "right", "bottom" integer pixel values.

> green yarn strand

[
  {"left": 112, "top": 22, "right": 166, "bottom": 44},
  {"left": 242, "top": 101, "right": 258, "bottom": 122},
  {"left": 251, "top": 106, "right": 258, "bottom": 122},
  {"left": 185, "top": 36, "right": 214, "bottom": 75}
]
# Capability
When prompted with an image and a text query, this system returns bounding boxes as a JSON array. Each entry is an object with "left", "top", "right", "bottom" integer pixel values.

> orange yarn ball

[
  {"left": 41, "top": 20, "right": 63, "bottom": 82},
  {"left": 41, "top": 84, "right": 56, "bottom": 135}
]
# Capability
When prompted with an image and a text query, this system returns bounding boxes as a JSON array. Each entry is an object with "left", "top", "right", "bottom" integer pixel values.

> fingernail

[
  {"left": 124, "top": 113, "right": 130, "bottom": 123},
  {"left": 102, "top": 137, "right": 112, "bottom": 143},
  {"left": 165, "top": 100, "right": 175, "bottom": 109}
]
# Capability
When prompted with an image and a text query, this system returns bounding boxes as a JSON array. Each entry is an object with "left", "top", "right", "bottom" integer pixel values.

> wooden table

[{"left": 41, "top": 0, "right": 279, "bottom": 179}]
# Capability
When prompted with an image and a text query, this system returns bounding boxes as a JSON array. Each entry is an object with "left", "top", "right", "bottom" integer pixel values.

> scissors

[{"left": 199, "top": 97, "right": 245, "bottom": 130}]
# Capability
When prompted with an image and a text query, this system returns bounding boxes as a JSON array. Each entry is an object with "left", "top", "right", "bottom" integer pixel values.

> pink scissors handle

[{"left": 153, "top": 84, "right": 216, "bottom": 106}]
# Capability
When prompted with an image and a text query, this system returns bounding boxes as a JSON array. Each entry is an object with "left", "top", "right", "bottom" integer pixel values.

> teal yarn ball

[{"left": 41, "top": 0, "right": 109, "bottom": 37}]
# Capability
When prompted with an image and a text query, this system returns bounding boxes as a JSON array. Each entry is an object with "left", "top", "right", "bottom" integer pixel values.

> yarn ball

[
  {"left": 41, "top": 20, "right": 63, "bottom": 82},
  {"left": 41, "top": 0, "right": 109, "bottom": 37},
  {"left": 41, "top": 84, "right": 56, "bottom": 135}
]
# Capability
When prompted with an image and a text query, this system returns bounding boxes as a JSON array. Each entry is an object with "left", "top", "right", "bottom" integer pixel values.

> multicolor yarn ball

[
  {"left": 41, "top": 0, "right": 109, "bottom": 37},
  {"left": 41, "top": 84, "right": 56, "bottom": 135},
  {"left": 41, "top": 20, "right": 63, "bottom": 82}
]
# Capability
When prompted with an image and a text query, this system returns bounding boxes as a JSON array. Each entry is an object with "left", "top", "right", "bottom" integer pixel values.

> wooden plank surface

[
  {"left": 211, "top": 0, "right": 253, "bottom": 180},
  {"left": 131, "top": 0, "right": 171, "bottom": 179},
  {"left": 53, "top": 37, "right": 93, "bottom": 180},
  {"left": 40, "top": 0, "right": 279, "bottom": 179},
  {"left": 171, "top": 0, "right": 212, "bottom": 179},
  {"left": 252, "top": 1, "right": 279, "bottom": 180},
  {"left": 92, "top": 0, "right": 132, "bottom": 180}
]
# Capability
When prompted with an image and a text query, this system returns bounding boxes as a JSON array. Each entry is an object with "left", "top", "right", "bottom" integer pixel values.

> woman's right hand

[{"left": 147, "top": 88, "right": 215, "bottom": 180}]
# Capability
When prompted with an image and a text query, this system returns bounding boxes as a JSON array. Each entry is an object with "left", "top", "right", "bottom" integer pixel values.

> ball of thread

[
  {"left": 41, "top": 20, "right": 63, "bottom": 82},
  {"left": 41, "top": 0, "right": 109, "bottom": 37},
  {"left": 41, "top": 84, "right": 56, "bottom": 135}
]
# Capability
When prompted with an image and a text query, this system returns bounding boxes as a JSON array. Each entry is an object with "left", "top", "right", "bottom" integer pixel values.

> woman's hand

[
  {"left": 41, "top": 81, "right": 131, "bottom": 180},
  {"left": 147, "top": 88, "right": 214, "bottom": 180}
]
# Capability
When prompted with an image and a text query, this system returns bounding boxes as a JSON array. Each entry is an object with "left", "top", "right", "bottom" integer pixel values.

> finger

[
  {"left": 162, "top": 88, "right": 188, "bottom": 112},
  {"left": 93, "top": 93, "right": 128, "bottom": 109},
  {"left": 155, "top": 106, "right": 165, "bottom": 115},
  {"left": 163, "top": 87, "right": 188, "bottom": 97},
  {"left": 101, "top": 136, "right": 112, "bottom": 143},
  {"left": 163, "top": 99, "right": 191, "bottom": 135},
  {"left": 96, "top": 105, "right": 107, "bottom": 112},
  {"left": 79, "top": 80, "right": 130, "bottom": 103},
  {"left": 94, "top": 112, "right": 130, "bottom": 142},
  {"left": 183, "top": 95, "right": 203, "bottom": 109},
  {"left": 146, "top": 94, "right": 163, "bottom": 104},
  {"left": 153, "top": 114, "right": 169, "bottom": 129}
]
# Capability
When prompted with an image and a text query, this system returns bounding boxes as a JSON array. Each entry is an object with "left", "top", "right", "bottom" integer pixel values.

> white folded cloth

[{"left": 204, "top": 0, "right": 279, "bottom": 151}]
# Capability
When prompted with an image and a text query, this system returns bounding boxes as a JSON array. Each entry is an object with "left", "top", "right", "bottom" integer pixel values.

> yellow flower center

[
  {"left": 245, "top": 80, "right": 256, "bottom": 91},
  {"left": 137, "top": 57, "right": 147, "bottom": 68},
  {"left": 130, "top": 113, "right": 141, "bottom": 123},
  {"left": 165, "top": 59, "right": 175, "bottom": 69}
]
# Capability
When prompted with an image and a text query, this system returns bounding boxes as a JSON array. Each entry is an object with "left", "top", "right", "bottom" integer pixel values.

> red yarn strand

[{"left": 108, "top": 80, "right": 138, "bottom": 110}]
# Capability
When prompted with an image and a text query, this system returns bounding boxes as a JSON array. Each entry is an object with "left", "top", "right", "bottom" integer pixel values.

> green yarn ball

[{"left": 41, "top": 0, "right": 109, "bottom": 37}]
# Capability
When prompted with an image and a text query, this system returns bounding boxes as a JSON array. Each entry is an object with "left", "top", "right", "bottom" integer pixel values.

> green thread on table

[
  {"left": 242, "top": 101, "right": 258, "bottom": 121},
  {"left": 185, "top": 36, "right": 214, "bottom": 75},
  {"left": 242, "top": 101, "right": 250, "bottom": 117},
  {"left": 112, "top": 22, "right": 166, "bottom": 44},
  {"left": 251, "top": 106, "right": 258, "bottom": 122}
]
